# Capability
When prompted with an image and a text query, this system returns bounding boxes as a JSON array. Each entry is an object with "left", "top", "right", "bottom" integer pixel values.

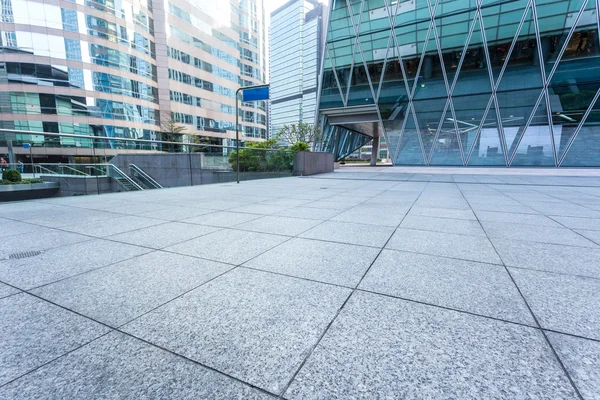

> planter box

[
  {"left": 0, "top": 182, "right": 60, "bottom": 202},
  {"left": 293, "top": 152, "right": 335, "bottom": 176}
]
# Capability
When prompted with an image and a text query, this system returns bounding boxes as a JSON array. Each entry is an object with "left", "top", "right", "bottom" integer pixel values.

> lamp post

[{"left": 235, "top": 84, "right": 269, "bottom": 184}]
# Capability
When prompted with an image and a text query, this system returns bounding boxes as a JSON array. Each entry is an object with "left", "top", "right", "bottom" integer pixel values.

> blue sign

[
  {"left": 242, "top": 86, "right": 269, "bottom": 102},
  {"left": 23, "top": 143, "right": 30, "bottom": 149}
]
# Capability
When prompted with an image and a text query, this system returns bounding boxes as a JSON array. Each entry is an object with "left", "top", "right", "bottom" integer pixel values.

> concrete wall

[
  {"left": 293, "top": 152, "right": 334, "bottom": 176},
  {"left": 0, "top": 182, "right": 59, "bottom": 202},
  {"left": 109, "top": 153, "right": 292, "bottom": 187},
  {"left": 40, "top": 176, "right": 120, "bottom": 197},
  {"left": 109, "top": 153, "right": 215, "bottom": 188}
]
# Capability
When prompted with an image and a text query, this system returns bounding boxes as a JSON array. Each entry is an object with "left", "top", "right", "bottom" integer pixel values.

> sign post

[
  {"left": 235, "top": 84, "right": 269, "bottom": 184},
  {"left": 23, "top": 143, "right": 33, "bottom": 177}
]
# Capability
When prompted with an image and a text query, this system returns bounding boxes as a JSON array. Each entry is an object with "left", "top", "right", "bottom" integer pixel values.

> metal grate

[{"left": 8, "top": 250, "right": 42, "bottom": 260}]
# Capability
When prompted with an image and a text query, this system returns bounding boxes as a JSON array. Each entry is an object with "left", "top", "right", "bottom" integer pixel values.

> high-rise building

[
  {"left": 269, "top": 0, "right": 325, "bottom": 140},
  {"left": 317, "top": 0, "right": 600, "bottom": 167},
  {"left": 0, "top": 0, "right": 267, "bottom": 161}
]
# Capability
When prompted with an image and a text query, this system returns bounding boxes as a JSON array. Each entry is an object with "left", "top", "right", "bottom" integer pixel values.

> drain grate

[{"left": 8, "top": 250, "right": 42, "bottom": 260}]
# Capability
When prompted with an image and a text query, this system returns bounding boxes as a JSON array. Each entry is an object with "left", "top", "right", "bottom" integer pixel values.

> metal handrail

[
  {"left": 107, "top": 164, "right": 144, "bottom": 191},
  {"left": 0, "top": 128, "right": 284, "bottom": 151},
  {"left": 60, "top": 165, "right": 90, "bottom": 176},
  {"left": 129, "top": 164, "right": 163, "bottom": 189}
]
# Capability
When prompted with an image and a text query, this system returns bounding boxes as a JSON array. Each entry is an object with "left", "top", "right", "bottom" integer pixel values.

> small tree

[
  {"left": 275, "top": 122, "right": 322, "bottom": 146},
  {"left": 159, "top": 119, "right": 186, "bottom": 152}
]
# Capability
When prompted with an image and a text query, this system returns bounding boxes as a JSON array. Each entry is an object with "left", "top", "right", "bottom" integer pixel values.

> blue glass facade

[
  {"left": 317, "top": 0, "right": 600, "bottom": 166},
  {"left": 0, "top": 0, "right": 268, "bottom": 154}
]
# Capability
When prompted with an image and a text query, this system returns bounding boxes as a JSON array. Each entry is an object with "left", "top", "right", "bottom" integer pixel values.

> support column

[{"left": 370, "top": 135, "right": 380, "bottom": 166}]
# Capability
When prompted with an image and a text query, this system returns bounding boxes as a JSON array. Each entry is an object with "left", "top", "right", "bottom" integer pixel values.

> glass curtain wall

[{"left": 318, "top": 0, "right": 600, "bottom": 166}]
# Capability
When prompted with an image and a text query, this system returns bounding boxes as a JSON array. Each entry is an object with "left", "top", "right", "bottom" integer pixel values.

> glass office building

[
  {"left": 0, "top": 0, "right": 267, "bottom": 158},
  {"left": 317, "top": 0, "right": 600, "bottom": 166}
]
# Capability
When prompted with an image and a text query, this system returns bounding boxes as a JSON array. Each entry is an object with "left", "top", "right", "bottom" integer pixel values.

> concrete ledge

[
  {"left": 293, "top": 152, "right": 334, "bottom": 176},
  {"left": 0, "top": 182, "right": 59, "bottom": 202}
]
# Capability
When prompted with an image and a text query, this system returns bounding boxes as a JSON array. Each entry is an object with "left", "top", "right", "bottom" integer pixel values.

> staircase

[{"left": 113, "top": 175, "right": 142, "bottom": 191}]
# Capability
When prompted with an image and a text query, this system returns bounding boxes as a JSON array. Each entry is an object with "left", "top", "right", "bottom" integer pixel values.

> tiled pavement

[{"left": 1, "top": 170, "right": 600, "bottom": 399}]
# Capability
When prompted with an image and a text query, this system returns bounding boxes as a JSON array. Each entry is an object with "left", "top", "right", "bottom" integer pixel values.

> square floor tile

[
  {"left": 359, "top": 250, "right": 533, "bottom": 324},
  {"left": 61, "top": 215, "right": 166, "bottom": 237},
  {"left": 164, "top": 229, "right": 288, "bottom": 265},
  {"left": 0, "top": 219, "right": 38, "bottom": 237},
  {"left": 330, "top": 208, "right": 406, "bottom": 227},
  {"left": 285, "top": 292, "right": 577, "bottom": 399},
  {"left": 181, "top": 211, "right": 262, "bottom": 227},
  {"left": 228, "top": 204, "right": 291, "bottom": 215},
  {"left": 185, "top": 199, "right": 251, "bottom": 210},
  {"left": 386, "top": 228, "right": 502, "bottom": 264},
  {"left": 0, "top": 282, "right": 19, "bottom": 299},
  {"left": 244, "top": 238, "right": 380, "bottom": 287},
  {"left": 299, "top": 221, "right": 395, "bottom": 248},
  {"left": 552, "top": 216, "right": 600, "bottom": 231},
  {"left": 400, "top": 215, "right": 486, "bottom": 237},
  {"left": 481, "top": 221, "right": 597, "bottom": 247},
  {"left": 493, "top": 239, "right": 600, "bottom": 279},
  {"left": 0, "top": 228, "right": 90, "bottom": 259},
  {"left": 408, "top": 206, "right": 477, "bottom": 220},
  {"left": 135, "top": 206, "right": 214, "bottom": 221},
  {"left": 0, "top": 332, "right": 273, "bottom": 399},
  {"left": 123, "top": 268, "right": 351, "bottom": 393},
  {"left": 234, "top": 216, "right": 320, "bottom": 237},
  {"left": 275, "top": 206, "right": 342, "bottom": 220},
  {"left": 0, "top": 293, "right": 109, "bottom": 386},
  {"left": 576, "top": 229, "right": 600, "bottom": 245},
  {"left": 107, "top": 222, "right": 220, "bottom": 249},
  {"left": 0, "top": 202, "right": 68, "bottom": 221},
  {"left": 0, "top": 239, "right": 150, "bottom": 290},
  {"left": 22, "top": 207, "right": 120, "bottom": 228},
  {"left": 510, "top": 268, "right": 600, "bottom": 340},
  {"left": 547, "top": 332, "right": 600, "bottom": 400},
  {"left": 32, "top": 251, "right": 231, "bottom": 326},
  {"left": 468, "top": 202, "right": 539, "bottom": 214},
  {"left": 474, "top": 211, "right": 561, "bottom": 227}
]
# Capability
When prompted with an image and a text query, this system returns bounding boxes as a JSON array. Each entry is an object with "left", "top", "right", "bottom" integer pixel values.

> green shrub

[
  {"left": 289, "top": 142, "right": 310, "bottom": 152},
  {"left": 2, "top": 169, "right": 21, "bottom": 183},
  {"left": 21, "top": 178, "right": 43, "bottom": 184},
  {"left": 0, "top": 179, "right": 12, "bottom": 185}
]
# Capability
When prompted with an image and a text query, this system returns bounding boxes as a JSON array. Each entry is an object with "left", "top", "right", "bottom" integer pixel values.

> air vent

[{"left": 8, "top": 250, "right": 42, "bottom": 260}]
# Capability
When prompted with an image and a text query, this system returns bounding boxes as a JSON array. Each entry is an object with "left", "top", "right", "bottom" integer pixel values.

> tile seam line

[
  {"left": 483, "top": 184, "right": 600, "bottom": 248},
  {"left": 0, "top": 330, "right": 115, "bottom": 390},
  {"left": 0, "top": 291, "right": 280, "bottom": 398},
  {"left": 238, "top": 265, "right": 540, "bottom": 329},
  {"left": 0, "top": 217, "right": 176, "bottom": 245},
  {"left": 455, "top": 182, "right": 585, "bottom": 399},
  {"left": 303, "top": 175, "right": 600, "bottom": 188},
  {"left": 16, "top": 249, "right": 158, "bottom": 292},
  {"left": 276, "top": 181, "right": 432, "bottom": 398},
  {"left": 105, "top": 184, "right": 394, "bottom": 391}
]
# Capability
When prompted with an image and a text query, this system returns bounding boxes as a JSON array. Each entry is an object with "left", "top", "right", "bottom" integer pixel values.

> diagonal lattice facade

[{"left": 317, "top": 0, "right": 600, "bottom": 166}]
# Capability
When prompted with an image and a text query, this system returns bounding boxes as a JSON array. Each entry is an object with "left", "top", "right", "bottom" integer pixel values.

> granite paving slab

[
  {"left": 106, "top": 222, "right": 220, "bottom": 249},
  {"left": 0, "top": 293, "right": 109, "bottom": 386},
  {"left": 547, "top": 332, "right": 600, "bottom": 400},
  {"left": 0, "top": 332, "right": 274, "bottom": 399},
  {"left": 285, "top": 291, "right": 578, "bottom": 399},
  {"left": 234, "top": 215, "right": 321, "bottom": 236},
  {"left": 123, "top": 268, "right": 351, "bottom": 394},
  {"left": 164, "top": 229, "right": 288, "bottom": 265},
  {"left": 386, "top": 228, "right": 502, "bottom": 264},
  {"left": 510, "top": 268, "right": 600, "bottom": 340},
  {"left": 359, "top": 250, "right": 534, "bottom": 324},
  {"left": 0, "top": 239, "right": 150, "bottom": 289},
  {"left": 299, "top": 221, "right": 396, "bottom": 247},
  {"left": 243, "top": 238, "right": 380, "bottom": 287},
  {"left": 31, "top": 251, "right": 231, "bottom": 326}
]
